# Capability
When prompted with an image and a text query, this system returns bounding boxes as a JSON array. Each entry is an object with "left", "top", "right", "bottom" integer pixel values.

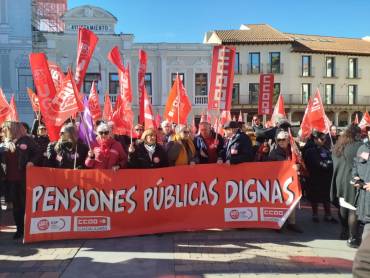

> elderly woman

[
  {"left": 128, "top": 128, "right": 168, "bottom": 169},
  {"left": 0, "top": 121, "right": 41, "bottom": 239},
  {"left": 85, "top": 123, "right": 127, "bottom": 170},
  {"left": 167, "top": 125, "right": 197, "bottom": 166},
  {"left": 47, "top": 123, "right": 88, "bottom": 169}
]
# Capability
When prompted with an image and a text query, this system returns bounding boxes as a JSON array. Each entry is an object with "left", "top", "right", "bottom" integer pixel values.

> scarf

[
  {"left": 144, "top": 143, "right": 156, "bottom": 160},
  {"left": 98, "top": 138, "right": 114, "bottom": 157},
  {"left": 3, "top": 138, "right": 17, "bottom": 153}
]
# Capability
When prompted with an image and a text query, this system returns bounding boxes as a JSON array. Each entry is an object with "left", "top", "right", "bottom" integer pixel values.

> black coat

[
  {"left": 221, "top": 131, "right": 254, "bottom": 164},
  {"left": 304, "top": 144, "right": 333, "bottom": 203},
  {"left": 268, "top": 145, "right": 291, "bottom": 161},
  {"left": 33, "top": 135, "right": 50, "bottom": 167},
  {"left": 47, "top": 140, "right": 89, "bottom": 169},
  {"left": 331, "top": 141, "right": 362, "bottom": 206},
  {"left": 193, "top": 132, "right": 224, "bottom": 164},
  {"left": 128, "top": 142, "right": 169, "bottom": 169}
]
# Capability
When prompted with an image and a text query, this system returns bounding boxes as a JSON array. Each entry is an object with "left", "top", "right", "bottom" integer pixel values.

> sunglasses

[
  {"left": 39, "top": 127, "right": 46, "bottom": 130},
  {"left": 183, "top": 131, "right": 190, "bottom": 134},
  {"left": 135, "top": 128, "right": 144, "bottom": 131},
  {"left": 98, "top": 131, "right": 109, "bottom": 135},
  {"left": 277, "top": 138, "right": 287, "bottom": 142}
]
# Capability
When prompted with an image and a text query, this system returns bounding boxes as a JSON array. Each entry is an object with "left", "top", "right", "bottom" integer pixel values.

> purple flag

[{"left": 79, "top": 96, "right": 97, "bottom": 147}]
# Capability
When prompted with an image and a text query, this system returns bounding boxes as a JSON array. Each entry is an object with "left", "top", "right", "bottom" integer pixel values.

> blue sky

[{"left": 69, "top": 0, "right": 370, "bottom": 43}]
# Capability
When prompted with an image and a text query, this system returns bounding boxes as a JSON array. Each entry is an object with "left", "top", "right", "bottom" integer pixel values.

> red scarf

[{"left": 98, "top": 138, "right": 114, "bottom": 157}]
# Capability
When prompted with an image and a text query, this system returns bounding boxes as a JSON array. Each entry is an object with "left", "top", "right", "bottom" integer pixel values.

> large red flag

[
  {"left": 102, "top": 92, "right": 113, "bottom": 121},
  {"left": 48, "top": 61, "right": 65, "bottom": 93},
  {"left": 29, "top": 53, "right": 61, "bottom": 141},
  {"left": 75, "top": 27, "right": 99, "bottom": 91},
  {"left": 258, "top": 74, "right": 274, "bottom": 115},
  {"left": 0, "top": 88, "right": 11, "bottom": 124},
  {"left": 27, "top": 88, "right": 40, "bottom": 113},
  {"left": 138, "top": 49, "right": 147, "bottom": 124},
  {"left": 7, "top": 95, "right": 19, "bottom": 122},
  {"left": 359, "top": 111, "right": 370, "bottom": 130},
  {"left": 155, "top": 113, "right": 161, "bottom": 128},
  {"left": 107, "top": 46, "right": 125, "bottom": 72},
  {"left": 308, "top": 89, "right": 330, "bottom": 134},
  {"left": 143, "top": 89, "right": 156, "bottom": 129},
  {"left": 88, "top": 81, "right": 102, "bottom": 122},
  {"left": 271, "top": 94, "right": 286, "bottom": 126},
  {"left": 163, "top": 74, "right": 192, "bottom": 124},
  {"left": 300, "top": 98, "right": 312, "bottom": 139}
]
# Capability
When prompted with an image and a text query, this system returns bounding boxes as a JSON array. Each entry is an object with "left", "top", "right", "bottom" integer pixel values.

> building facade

[{"left": 204, "top": 24, "right": 370, "bottom": 126}]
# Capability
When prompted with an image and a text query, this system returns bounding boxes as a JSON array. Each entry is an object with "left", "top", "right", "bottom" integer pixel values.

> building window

[
  {"left": 302, "top": 83, "right": 311, "bottom": 104},
  {"left": 348, "top": 85, "right": 357, "bottom": 105},
  {"left": 232, "top": 83, "right": 240, "bottom": 105},
  {"left": 235, "top": 52, "right": 240, "bottom": 74},
  {"left": 270, "top": 52, "right": 281, "bottom": 73},
  {"left": 0, "top": 0, "right": 8, "bottom": 24},
  {"left": 273, "top": 83, "right": 280, "bottom": 104},
  {"left": 171, "top": 73, "right": 185, "bottom": 86},
  {"left": 302, "top": 55, "right": 311, "bottom": 77},
  {"left": 348, "top": 58, "right": 358, "bottom": 78},
  {"left": 109, "top": 73, "right": 119, "bottom": 95},
  {"left": 145, "top": 73, "right": 152, "bottom": 96},
  {"left": 249, "top": 83, "right": 259, "bottom": 104},
  {"left": 326, "top": 57, "right": 335, "bottom": 77},
  {"left": 195, "top": 73, "right": 208, "bottom": 96},
  {"left": 325, "top": 84, "right": 334, "bottom": 104},
  {"left": 83, "top": 73, "right": 100, "bottom": 94},
  {"left": 249, "top": 53, "right": 260, "bottom": 74},
  {"left": 17, "top": 68, "right": 34, "bottom": 92}
]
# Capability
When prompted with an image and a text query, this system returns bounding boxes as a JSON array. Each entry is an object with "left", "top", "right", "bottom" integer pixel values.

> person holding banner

[
  {"left": 128, "top": 128, "right": 168, "bottom": 169},
  {"left": 47, "top": 123, "right": 88, "bottom": 169},
  {"left": 194, "top": 121, "right": 224, "bottom": 164},
  {"left": 85, "top": 123, "right": 127, "bottom": 170},
  {"left": 166, "top": 125, "right": 197, "bottom": 166},
  {"left": 0, "top": 121, "right": 41, "bottom": 239},
  {"left": 219, "top": 121, "right": 254, "bottom": 165}
]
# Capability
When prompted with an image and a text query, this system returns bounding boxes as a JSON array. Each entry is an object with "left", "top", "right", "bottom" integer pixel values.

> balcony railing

[
  {"left": 194, "top": 96, "right": 208, "bottom": 105},
  {"left": 323, "top": 67, "right": 339, "bottom": 78},
  {"left": 299, "top": 67, "right": 315, "bottom": 77},
  {"left": 247, "top": 64, "right": 262, "bottom": 74},
  {"left": 266, "top": 63, "right": 284, "bottom": 74},
  {"left": 347, "top": 68, "right": 362, "bottom": 79}
]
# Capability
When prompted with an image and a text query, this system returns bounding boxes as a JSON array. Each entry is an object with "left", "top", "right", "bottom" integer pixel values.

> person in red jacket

[{"left": 85, "top": 123, "right": 127, "bottom": 170}]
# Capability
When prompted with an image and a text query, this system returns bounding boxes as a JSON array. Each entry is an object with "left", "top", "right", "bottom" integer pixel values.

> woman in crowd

[
  {"left": 0, "top": 121, "right": 41, "bottom": 239},
  {"left": 167, "top": 125, "right": 197, "bottom": 166},
  {"left": 33, "top": 124, "right": 50, "bottom": 167},
  {"left": 331, "top": 124, "right": 362, "bottom": 247},
  {"left": 255, "top": 141, "right": 270, "bottom": 162},
  {"left": 47, "top": 123, "right": 88, "bottom": 169},
  {"left": 85, "top": 123, "right": 127, "bottom": 170},
  {"left": 128, "top": 128, "right": 168, "bottom": 169}
]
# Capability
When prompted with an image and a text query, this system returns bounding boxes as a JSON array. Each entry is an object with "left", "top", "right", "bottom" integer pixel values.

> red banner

[
  {"left": 24, "top": 161, "right": 301, "bottom": 243},
  {"left": 0, "top": 88, "right": 11, "bottom": 124},
  {"left": 258, "top": 74, "right": 274, "bottom": 115},
  {"left": 308, "top": 89, "right": 330, "bottom": 134},
  {"left": 102, "top": 92, "right": 113, "bottom": 121},
  {"left": 208, "top": 46, "right": 235, "bottom": 111},
  {"left": 163, "top": 74, "right": 192, "bottom": 124},
  {"left": 27, "top": 88, "right": 40, "bottom": 113},
  {"left": 7, "top": 95, "right": 19, "bottom": 122},
  {"left": 48, "top": 61, "right": 65, "bottom": 93},
  {"left": 88, "top": 81, "right": 102, "bottom": 122},
  {"left": 75, "top": 27, "right": 99, "bottom": 91},
  {"left": 138, "top": 49, "right": 147, "bottom": 124}
]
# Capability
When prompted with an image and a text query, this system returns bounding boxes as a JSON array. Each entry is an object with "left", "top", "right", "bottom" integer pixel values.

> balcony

[
  {"left": 234, "top": 64, "right": 243, "bottom": 75},
  {"left": 247, "top": 64, "right": 262, "bottom": 75},
  {"left": 347, "top": 68, "right": 362, "bottom": 79},
  {"left": 266, "top": 63, "right": 284, "bottom": 74},
  {"left": 194, "top": 96, "right": 208, "bottom": 105},
  {"left": 299, "top": 67, "right": 315, "bottom": 77}
]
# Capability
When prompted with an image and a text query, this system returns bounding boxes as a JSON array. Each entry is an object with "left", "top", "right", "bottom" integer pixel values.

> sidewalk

[{"left": 0, "top": 203, "right": 356, "bottom": 278}]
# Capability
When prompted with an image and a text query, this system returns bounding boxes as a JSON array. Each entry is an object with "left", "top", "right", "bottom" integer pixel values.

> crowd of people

[{"left": 0, "top": 114, "right": 369, "bottom": 260}]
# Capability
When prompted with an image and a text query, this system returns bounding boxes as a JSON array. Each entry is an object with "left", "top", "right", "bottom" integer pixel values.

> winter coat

[
  {"left": 128, "top": 142, "right": 169, "bottom": 169},
  {"left": 352, "top": 142, "right": 370, "bottom": 223},
  {"left": 167, "top": 136, "right": 197, "bottom": 166},
  {"left": 193, "top": 132, "right": 224, "bottom": 164},
  {"left": 304, "top": 144, "right": 333, "bottom": 203},
  {"left": 331, "top": 141, "right": 362, "bottom": 206},
  {"left": 85, "top": 138, "right": 128, "bottom": 169},
  {"left": 33, "top": 135, "right": 50, "bottom": 167},
  {"left": 47, "top": 139, "right": 88, "bottom": 169},
  {"left": 221, "top": 131, "right": 254, "bottom": 164},
  {"left": 268, "top": 145, "right": 291, "bottom": 161}
]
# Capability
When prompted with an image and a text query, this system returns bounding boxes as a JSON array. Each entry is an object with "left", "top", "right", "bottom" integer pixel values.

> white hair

[
  {"left": 161, "top": 120, "right": 171, "bottom": 129},
  {"left": 96, "top": 123, "right": 111, "bottom": 133}
]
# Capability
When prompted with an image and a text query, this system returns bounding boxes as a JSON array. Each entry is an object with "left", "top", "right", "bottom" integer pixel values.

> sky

[{"left": 69, "top": 0, "right": 370, "bottom": 43}]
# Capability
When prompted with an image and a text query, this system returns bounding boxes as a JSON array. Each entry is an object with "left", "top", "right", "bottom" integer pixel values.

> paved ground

[{"left": 0, "top": 202, "right": 357, "bottom": 278}]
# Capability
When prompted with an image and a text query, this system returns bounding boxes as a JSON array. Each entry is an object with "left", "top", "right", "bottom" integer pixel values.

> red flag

[
  {"left": 27, "top": 88, "right": 40, "bottom": 113},
  {"left": 155, "top": 113, "right": 161, "bottom": 128},
  {"left": 0, "top": 88, "right": 11, "bottom": 124},
  {"left": 107, "top": 46, "right": 125, "bottom": 72},
  {"left": 48, "top": 61, "right": 65, "bottom": 93},
  {"left": 271, "top": 94, "right": 286, "bottom": 126},
  {"left": 143, "top": 89, "right": 156, "bottom": 129},
  {"left": 29, "top": 53, "right": 61, "bottom": 141},
  {"left": 75, "top": 27, "right": 99, "bottom": 91},
  {"left": 258, "top": 74, "right": 274, "bottom": 115},
  {"left": 300, "top": 98, "right": 312, "bottom": 139},
  {"left": 359, "top": 111, "right": 370, "bottom": 129},
  {"left": 208, "top": 46, "right": 236, "bottom": 111},
  {"left": 138, "top": 49, "right": 147, "bottom": 124},
  {"left": 7, "top": 95, "right": 19, "bottom": 122},
  {"left": 220, "top": 110, "right": 232, "bottom": 125},
  {"left": 88, "top": 81, "right": 102, "bottom": 122},
  {"left": 102, "top": 92, "right": 113, "bottom": 121},
  {"left": 308, "top": 89, "right": 330, "bottom": 134},
  {"left": 163, "top": 74, "right": 192, "bottom": 124},
  {"left": 238, "top": 110, "right": 243, "bottom": 122},
  {"left": 354, "top": 113, "right": 359, "bottom": 125}
]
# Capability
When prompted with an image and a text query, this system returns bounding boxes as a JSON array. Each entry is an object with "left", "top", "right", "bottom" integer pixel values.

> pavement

[{"left": 0, "top": 201, "right": 358, "bottom": 278}]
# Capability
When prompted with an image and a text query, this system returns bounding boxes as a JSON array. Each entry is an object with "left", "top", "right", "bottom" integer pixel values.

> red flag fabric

[
  {"left": 163, "top": 74, "right": 192, "bottom": 124},
  {"left": 138, "top": 49, "right": 147, "bottom": 124},
  {"left": 308, "top": 89, "right": 330, "bottom": 134},
  {"left": 143, "top": 89, "right": 156, "bottom": 129},
  {"left": 354, "top": 113, "right": 359, "bottom": 125},
  {"left": 7, "top": 95, "right": 19, "bottom": 122},
  {"left": 75, "top": 27, "right": 99, "bottom": 91},
  {"left": 102, "top": 92, "right": 113, "bottom": 121},
  {"left": 238, "top": 111, "right": 243, "bottom": 122},
  {"left": 155, "top": 113, "right": 161, "bottom": 128},
  {"left": 0, "top": 88, "right": 11, "bottom": 124},
  {"left": 271, "top": 94, "right": 286, "bottom": 126},
  {"left": 359, "top": 111, "right": 370, "bottom": 129},
  {"left": 27, "top": 88, "right": 40, "bottom": 113},
  {"left": 208, "top": 46, "right": 236, "bottom": 111},
  {"left": 107, "top": 46, "right": 125, "bottom": 72},
  {"left": 300, "top": 98, "right": 313, "bottom": 139},
  {"left": 48, "top": 61, "right": 65, "bottom": 93},
  {"left": 258, "top": 74, "right": 274, "bottom": 115},
  {"left": 88, "top": 81, "right": 102, "bottom": 122},
  {"left": 29, "top": 53, "right": 61, "bottom": 141}
]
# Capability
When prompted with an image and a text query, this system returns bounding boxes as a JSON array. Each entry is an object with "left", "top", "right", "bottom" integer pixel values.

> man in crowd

[{"left": 161, "top": 120, "right": 175, "bottom": 144}]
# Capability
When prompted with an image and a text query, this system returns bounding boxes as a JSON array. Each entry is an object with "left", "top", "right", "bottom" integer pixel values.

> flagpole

[
  {"left": 73, "top": 142, "right": 78, "bottom": 170},
  {"left": 177, "top": 72, "right": 180, "bottom": 125}
]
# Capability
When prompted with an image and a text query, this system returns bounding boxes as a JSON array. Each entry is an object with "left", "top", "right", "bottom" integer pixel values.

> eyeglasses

[
  {"left": 98, "top": 131, "right": 109, "bottom": 136},
  {"left": 39, "top": 128, "right": 46, "bottom": 131},
  {"left": 183, "top": 131, "right": 190, "bottom": 134},
  {"left": 277, "top": 139, "right": 287, "bottom": 142},
  {"left": 135, "top": 128, "right": 144, "bottom": 132}
]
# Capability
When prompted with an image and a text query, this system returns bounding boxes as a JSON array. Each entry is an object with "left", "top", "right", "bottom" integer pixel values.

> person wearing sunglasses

[
  {"left": 85, "top": 123, "right": 127, "bottom": 170},
  {"left": 32, "top": 124, "right": 50, "bottom": 167},
  {"left": 167, "top": 125, "right": 197, "bottom": 166}
]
